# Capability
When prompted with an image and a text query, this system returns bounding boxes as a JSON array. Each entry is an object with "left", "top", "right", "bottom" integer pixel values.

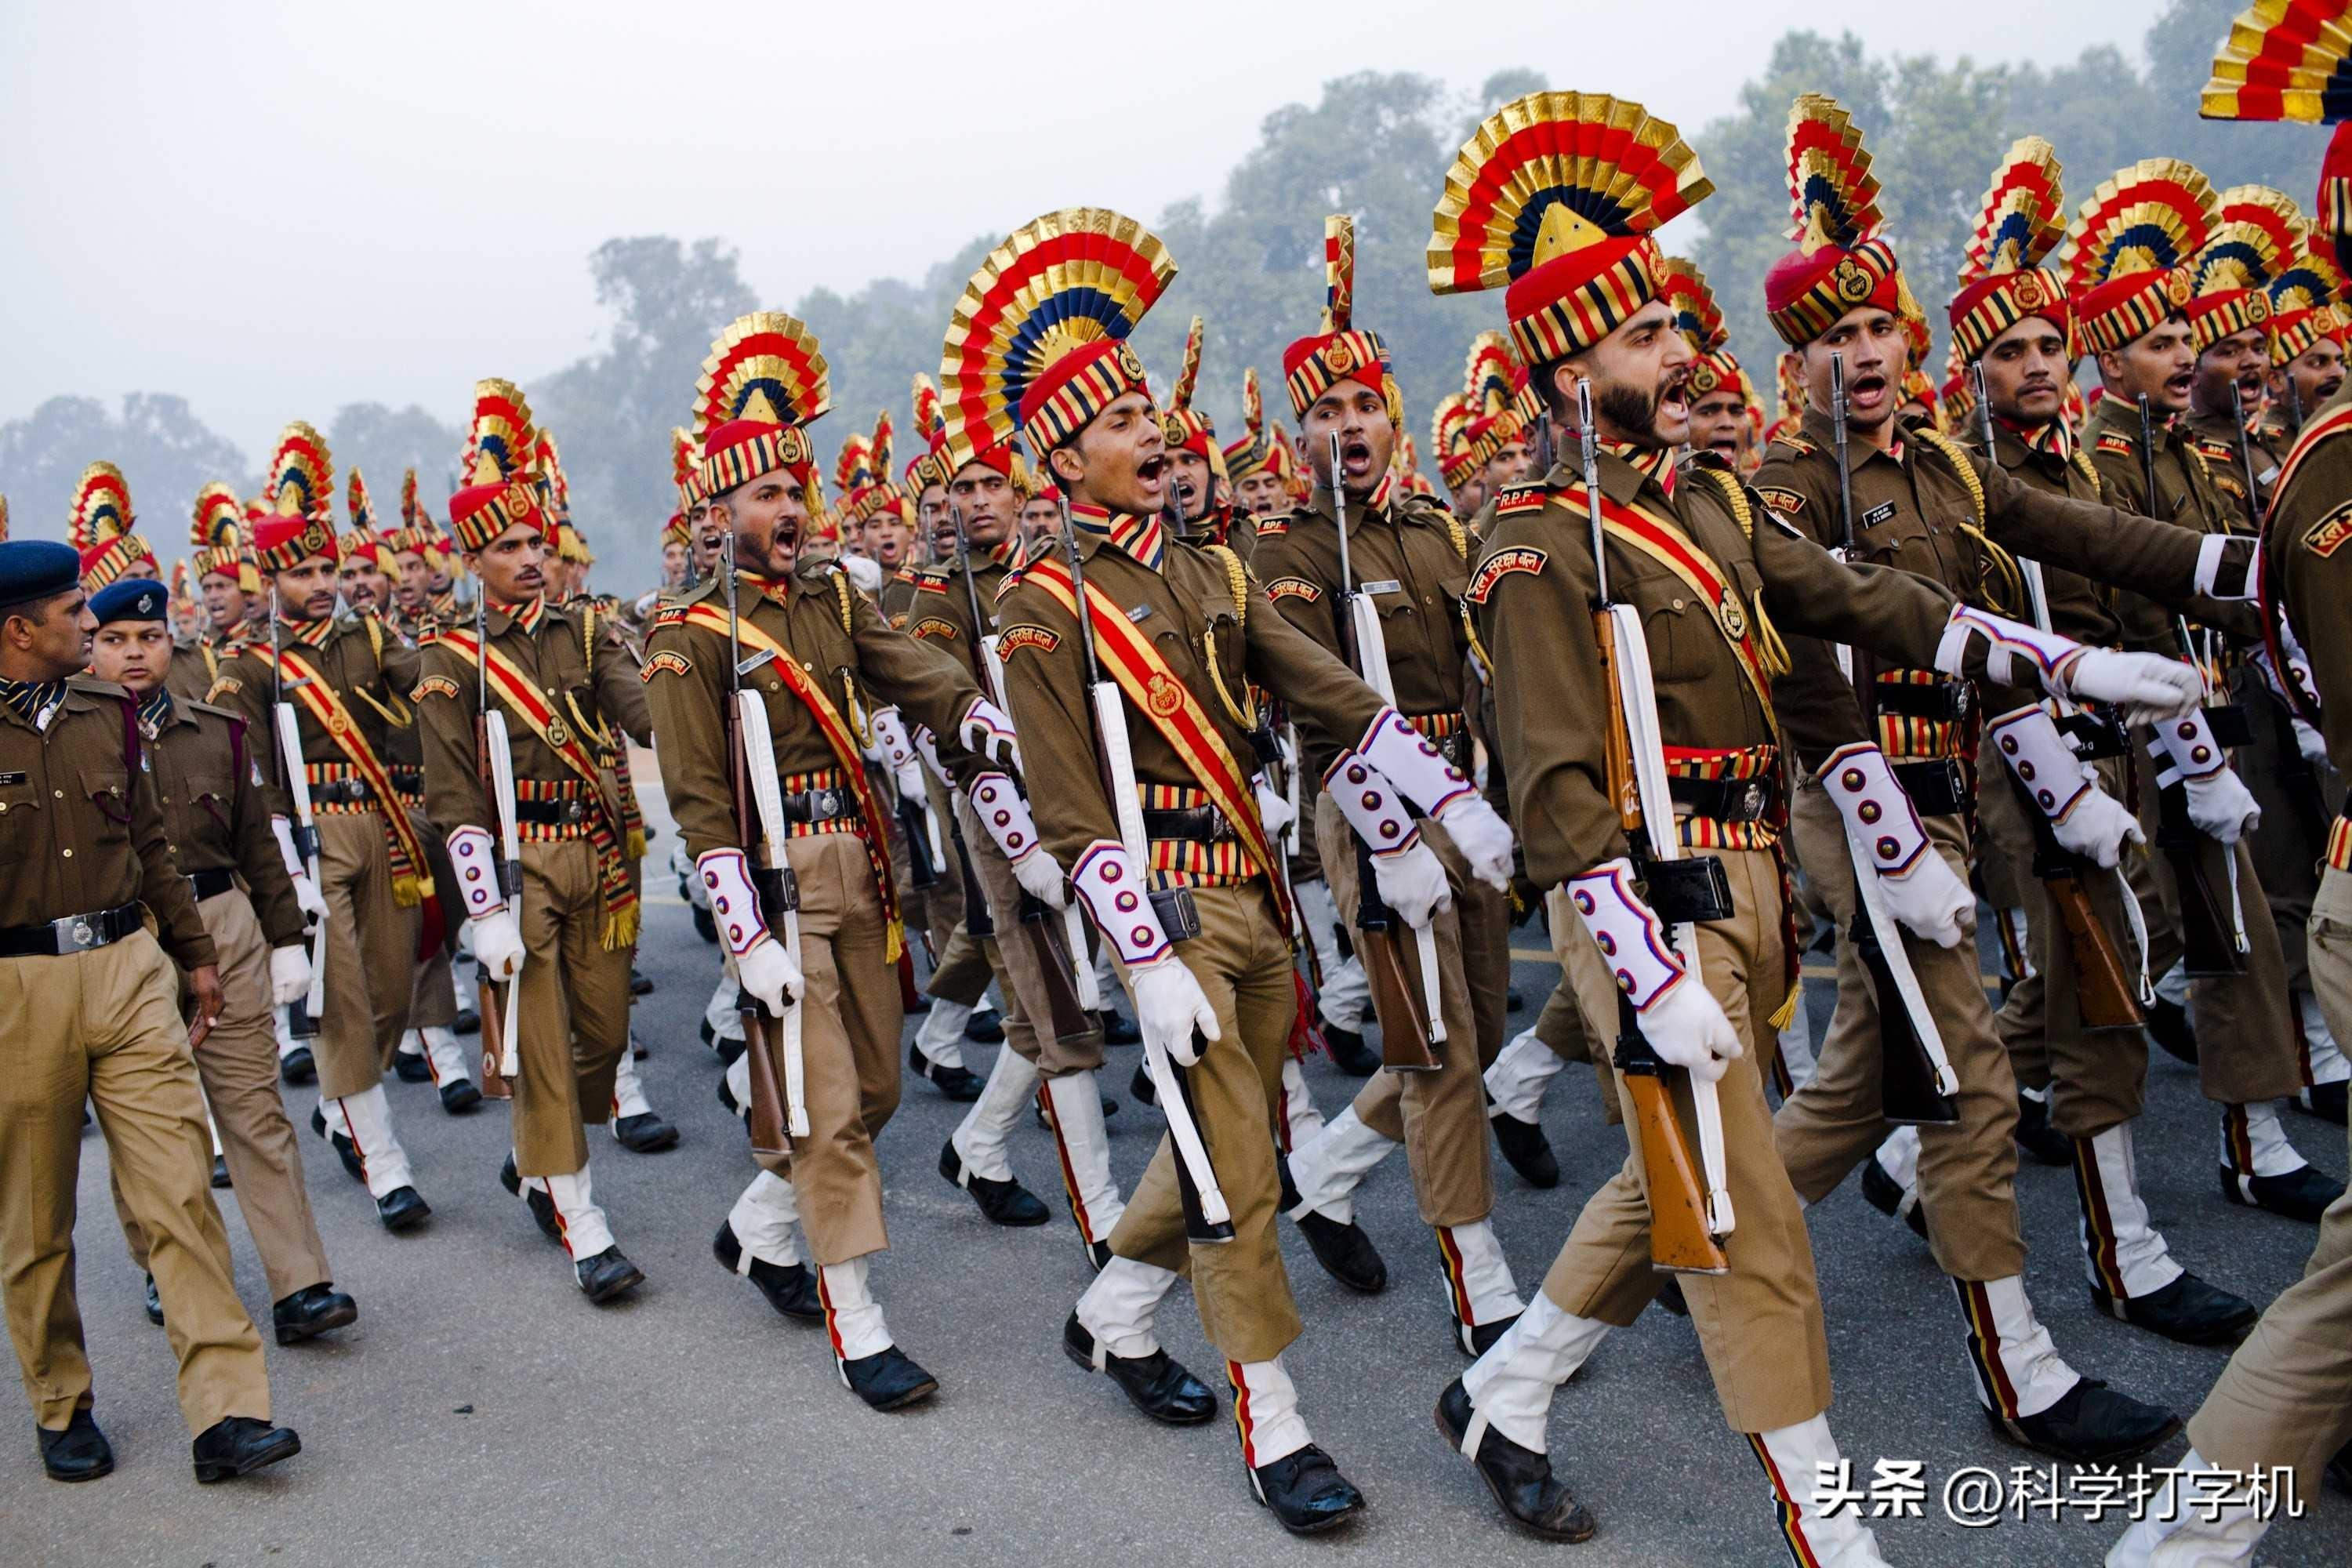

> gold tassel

[
  {"left": 600, "top": 905, "right": 641, "bottom": 952},
  {"left": 626, "top": 829, "right": 648, "bottom": 860},
  {"left": 1769, "top": 981, "right": 1802, "bottom": 1033},
  {"left": 886, "top": 919, "right": 904, "bottom": 965},
  {"left": 392, "top": 871, "right": 423, "bottom": 909}
]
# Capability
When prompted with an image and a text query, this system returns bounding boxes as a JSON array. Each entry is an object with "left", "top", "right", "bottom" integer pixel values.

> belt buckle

[
  {"left": 563, "top": 800, "right": 584, "bottom": 823},
  {"left": 69, "top": 918, "right": 93, "bottom": 949},
  {"left": 1735, "top": 779, "right": 1766, "bottom": 821},
  {"left": 822, "top": 787, "right": 847, "bottom": 819}
]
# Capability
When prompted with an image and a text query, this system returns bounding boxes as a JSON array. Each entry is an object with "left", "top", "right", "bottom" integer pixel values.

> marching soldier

[
  {"left": 69, "top": 463, "right": 160, "bottom": 594},
  {"left": 647, "top": 309, "right": 1010, "bottom": 1408},
  {"left": 215, "top": 423, "right": 435, "bottom": 1232},
  {"left": 1250, "top": 223, "right": 1526, "bottom": 1352},
  {"left": 1161, "top": 317, "right": 1251, "bottom": 558},
  {"left": 1223, "top": 369, "right": 1301, "bottom": 524},
  {"left": 957, "top": 206, "right": 1516, "bottom": 1534},
  {"left": 1425, "top": 88, "right": 2206, "bottom": 1558},
  {"left": 86, "top": 578, "right": 357, "bottom": 1343},
  {"left": 172, "top": 485, "right": 260, "bottom": 702},
  {"left": 0, "top": 539, "right": 301, "bottom": 1484}
]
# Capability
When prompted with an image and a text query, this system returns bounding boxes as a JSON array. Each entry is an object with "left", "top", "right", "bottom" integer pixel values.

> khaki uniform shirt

[
  {"left": 213, "top": 613, "right": 423, "bottom": 819},
  {"left": 903, "top": 536, "right": 1024, "bottom": 695},
  {"left": 2262, "top": 383, "right": 2352, "bottom": 777},
  {"left": 2183, "top": 405, "right": 2284, "bottom": 527},
  {"left": 148, "top": 695, "right": 304, "bottom": 949},
  {"left": 2082, "top": 397, "right": 2258, "bottom": 659},
  {"left": 1954, "top": 420, "right": 2119, "bottom": 647}
]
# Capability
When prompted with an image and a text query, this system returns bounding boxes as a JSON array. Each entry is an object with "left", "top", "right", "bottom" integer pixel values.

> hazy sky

[{"left": 2, "top": 1, "right": 2161, "bottom": 466}]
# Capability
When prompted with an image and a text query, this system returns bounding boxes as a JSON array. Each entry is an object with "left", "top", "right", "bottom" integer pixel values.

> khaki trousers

[
  {"left": 0, "top": 932, "right": 270, "bottom": 1435},
  {"left": 2132, "top": 750, "right": 2304, "bottom": 1105},
  {"left": 2237, "top": 673, "right": 2338, "bottom": 990},
  {"left": 408, "top": 817, "right": 459, "bottom": 1029},
  {"left": 755, "top": 832, "right": 902, "bottom": 1266},
  {"left": 1538, "top": 845, "right": 1831, "bottom": 1435},
  {"left": 1106, "top": 881, "right": 1305, "bottom": 1364},
  {"left": 510, "top": 839, "right": 633, "bottom": 1177},
  {"left": 2184, "top": 863, "right": 2352, "bottom": 1490},
  {"left": 1776, "top": 785, "right": 2026, "bottom": 1283},
  {"left": 953, "top": 793, "right": 1103, "bottom": 1076},
  {"left": 314, "top": 811, "right": 416, "bottom": 1100},
  {"left": 919, "top": 769, "right": 993, "bottom": 1007},
  {"left": 115, "top": 889, "right": 332, "bottom": 1301},
  {"left": 1313, "top": 794, "right": 1497, "bottom": 1228}
]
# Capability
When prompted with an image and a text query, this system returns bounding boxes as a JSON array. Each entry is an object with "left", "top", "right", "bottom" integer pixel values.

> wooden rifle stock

[
  {"left": 2045, "top": 873, "right": 2143, "bottom": 1029},
  {"left": 1018, "top": 891, "right": 1102, "bottom": 1046},
  {"left": 728, "top": 702, "right": 791, "bottom": 1157},
  {"left": 2153, "top": 782, "right": 2249, "bottom": 977}
]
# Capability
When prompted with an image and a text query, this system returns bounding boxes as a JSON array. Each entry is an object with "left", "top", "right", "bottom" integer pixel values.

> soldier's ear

[{"left": 1047, "top": 443, "right": 1084, "bottom": 487}]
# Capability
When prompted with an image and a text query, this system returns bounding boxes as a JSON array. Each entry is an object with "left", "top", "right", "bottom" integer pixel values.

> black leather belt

[
  {"left": 1893, "top": 758, "right": 1971, "bottom": 818},
  {"left": 1668, "top": 772, "right": 1780, "bottom": 823},
  {"left": 515, "top": 797, "right": 590, "bottom": 826},
  {"left": 0, "top": 902, "right": 143, "bottom": 958},
  {"left": 782, "top": 786, "right": 858, "bottom": 826},
  {"left": 1875, "top": 678, "right": 1972, "bottom": 723},
  {"left": 187, "top": 867, "right": 238, "bottom": 899},
  {"left": 1142, "top": 806, "right": 1233, "bottom": 844},
  {"left": 311, "top": 777, "right": 375, "bottom": 805}
]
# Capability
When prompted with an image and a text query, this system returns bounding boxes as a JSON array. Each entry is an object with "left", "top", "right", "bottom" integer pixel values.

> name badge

[
  {"left": 0, "top": 771, "right": 22, "bottom": 786},
  {"left": 1362, "top": 579, "right": 1403, "bottom": 596},
  {"left": 1127, "top": 604, "right": 1154, "bottom": 625},
  {"left": 1858, "top": 501, "right": 1898, "bottom": 531}
]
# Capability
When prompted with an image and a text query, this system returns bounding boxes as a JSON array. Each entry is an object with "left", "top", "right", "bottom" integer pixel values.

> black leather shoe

[
  {"left": 839, "top": 1345, "right": 938, "bottom": 1410},
  {"left": 575, "top": 1247, "right": 645, "bottom": 1304},
  {"left": 1457, "top": 1312, "right": 1518, "bottom": 1357},
  {"left": 1508, "top": 986, "right": 1526, "bottom": 1013},
  {"left": 2328, "top": 1436, "right": 2352, "bottom": 1497},
  {"left": 613, "top": 1112, "right": 679, "bottom": 1153},
  {"left": 1063, "top": 1312, "right": 1215, "bottom": 1424},
  {"left": 716, "top": 1075, "right": 742, "bottom": 1119},
  {"left": 908, "top": 1043, "right": 983, "bottom": 1101},
  {"left": 711, "top": 1222, "right": 822, "bottom": 1319},
  {"left": 1489, "top": 1110, "right": 1559, "bottom": 1189},
  {"left": 191, "top": 1415, "right": 299, "bottom": 1483},
  {"left": 1083, "top": 1236, "right": 1113, "bottom": 1272},
  {"left": 2147, "top": 998, "right": 2197, "bottom": 1064},
  {"left": 272, "top": 1283, "right": 358, "bottom": 1345},
  {"left": 2222, "top": 1162, "right": 2345, "bottom": 1222},
  {"left": 143, "top": 1275, "right": 163, "bottom": 1327},
  {"left": 964, "top": 1008, "right": 1005, "bottom": 1044},
  {"left": 713, "top": 1033, "right": 746, "bottom": 1068},
  {"left": 1652, "top": 1279, "right": 1690, "bottom": 1317},
  {"left": 2299, "top": 1079, "right": 2350, "bottom": 1126},
  {"left": 1324, "top": 1025, "right": 1379, "bottom": 1077},
  {"left": 1129, "top": 1061, "right": 1156, "bottom": 1107},
  {"left": 692, "top": 903, "right": 719, "bottom": 943},
  {"left": 699, "top": 1018, "right": 717, "bottom": 1047},
  {"left": 1247, "top": 1443, "right": 1365, "bottom": 1536},
  {"left": 1277, "top": 1153, "right": 1301, "bottom": 1213},
  {"left": 939, "top": 1139, "right": 1050, "bottom": 1225},
  {"left": 499, "top": 1156, "right": 561, "bottom": 1243},
  {"left": 1294, "top": 1209, "right": 1387, "bottom": 1293},
  {"left": 38, "top": 1410, "right": 113, "bottom": 1483},
  {"left": 452, "top": 1006, "right": 481, "bottom": 1036},
  {"left": 279, "top": 1046, "right": 315, "bottom": 1085},
  {"left": 1860, "top": 1156, "right": 1929, "bottom": 1240},
  {"left": 1098, "top": 1009, "right": 1139, "bottom": 1046},
  {"left": 439, "top": 1079, "right": 482, "bottom": 1115},
  {"left": 2089, "top": 1272, "right": 2256, "bottom": 1347},
  {"left": 1989, "top": 1377, "right": 2180, "bottom": 1463},
  {"left": 632, "top": 1033, "right": 647, "bottom": 1062},
  {"left": 308, "top": 1106, "right": 364, "bottom": 1182},
  {"left": 376, "top": 1186, "right": 430, "bottom": 1232},
  {"left": 210, "top": 1153, "right": 231, "bottom": 1189},
  {"left": 394, "top": 1051, "right": 433, "bottom": 1083},
  {"left": 2013, "top": 1092, "right": 2072, "bottom": 1167},
  {"left": 1435, "top": 1378, "right": 1594, "bottom": 1541},
  {"left": 630, "top": 967, "right": 655, "bottom": 997}
]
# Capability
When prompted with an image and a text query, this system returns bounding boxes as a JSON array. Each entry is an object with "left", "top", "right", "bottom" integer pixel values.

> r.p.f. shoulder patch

[
  {"left": 2095, "top": 433, "right": 2136, "bottom": 457},
  {"left": 1253, "top": 514, "right": 1294, "bottom": 538},
  {"left": 2304, "top": 500, "right": 2352, "bottom": 559},
  {"left": 998, "top": 624, "right": 1059, "bottom": 659},
  {"left": 1494, "top": 483, "right": 1548, "bottom": 519},
  {"left": 1466, "top": 546, "right": 1548, "bottom": 604},
  {"left": 641, "top": 650, "right": 693, "bottom": 682}
]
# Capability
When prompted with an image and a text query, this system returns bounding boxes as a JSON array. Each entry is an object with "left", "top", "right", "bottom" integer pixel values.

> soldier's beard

[{"left": 1598, "top": 382, "right": 1666, "bottom": 448}]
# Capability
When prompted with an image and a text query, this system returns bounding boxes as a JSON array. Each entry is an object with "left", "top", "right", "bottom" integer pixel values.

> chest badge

[
  {"left": 546, "top": 717, "right": 571, "bottom": 748},
  {"left": 1145, "top": 670, "right": 1185, "bottom": 718},
  {"left": 1717, "top": 596, "right": 1748, "bottom": 640}
]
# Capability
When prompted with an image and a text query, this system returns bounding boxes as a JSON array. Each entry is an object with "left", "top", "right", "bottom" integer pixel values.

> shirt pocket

[
  {"left": 1630, "top": 571, "right": 1715, "bottom": 688},
  {"left": 187, "top": 765, "right": 237, "bottom": 839},
  {"left": 81, "top": 763, "right": 134, "bottom": 851},
  {"left": 0, "top": 770, "right": 42, "bottom": 867}
]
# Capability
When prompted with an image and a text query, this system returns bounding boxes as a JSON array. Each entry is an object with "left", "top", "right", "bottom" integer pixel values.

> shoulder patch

[
  {"left": 1254, "top": 514, "right": 1294, "bottom": 537},
  {"left": 998, "top": 624, "right": 1059, "bottom": 659},
  {"left": 1769, "top": 434, "right": 1819, "bottom": 458},
  {"left": 2095, "top": 433, "right": 2136, "bottom": 456},
  {"left": 911, "top": 615, "right": 959, "bottom": 640},
  {"left": 1265, "top": 577, "right": 1322, "bottom": 604},
  {"left": 1466, "top": 546, "right": 1548, "bottom": 604},
  {"left": 887, "top": 612, "right": 910, "bottom": 630},
  {"left": 2305, "top": 500, "right": 2352, "bottom": 558},
  {"left": 653, "top": 604, "right": 694, "bottom": 627},
  {"left": 913, "top": 573, "right": 951, "bottom": 595},
  {"left": 2194, "top": 438, "right": 2236, "bottom": 461},
  {"left": 642, "top": 649, "right": 693, "bottom": 681},
  {"left": 412, "top": 674, "right": 461, "bottom": 702},
  {"left": 209, "top": 674, "right": 244, "bottom": 696},
  {"left": 1755, "top": 486, "right": 1806, "bottom": 517},
  {"left": 1494, "top": 483, "right": 1548, "bottom": 519}
]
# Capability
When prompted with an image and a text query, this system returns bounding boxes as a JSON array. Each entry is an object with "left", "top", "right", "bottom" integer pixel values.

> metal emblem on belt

[
  {"left": 71, "top": 920, "right": 93, "bottom": 947},
  {"left": 1146, "top": 671, "right": 1184, "bottom": 718},
  {"left": 546, "top": 717, "right": 570, "bottom": 748}
]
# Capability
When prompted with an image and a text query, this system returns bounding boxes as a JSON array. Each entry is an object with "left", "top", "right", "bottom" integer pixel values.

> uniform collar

[
  {"left": 1800, "top": 408, "right": 1906, "bottom": 468},
  {"left": 1558, "top": 434, "right": 1671, "bottom": 510},
  {"left": 487, "top": 596, "right": 545, "bottom": 636},
  {"left": 276, "top": 612, "right": 338, "bottom": 648},
  {"left": 0, "top": 676, "right": 67, "bottom": 728},
  {"left": 2082, "top": 395, "right": 2167, "bottom": 447},
  {"left": 1996, "top": 413, "right": 2074, "bottom": 466},
  {"left": 1067, "top": 503, "right": 1165, "bottom": 571},
  {"left": 1308, "top": 472, "right": 1400, "bottom": 528},
  {"left": 737, "top": 569, "right": 795, "bottom": 608}
]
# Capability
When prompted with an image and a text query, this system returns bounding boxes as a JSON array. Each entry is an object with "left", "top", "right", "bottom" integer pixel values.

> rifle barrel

[{"left": 1831, "top": 353, "right": 1856, "bottom": 554}]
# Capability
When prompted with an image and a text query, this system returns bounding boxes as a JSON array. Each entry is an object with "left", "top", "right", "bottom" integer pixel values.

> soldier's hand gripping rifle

[
  {"left": 723, "top": 532, "right": 804, "bottom": 1155},
  {"left": 953, "top": 499, "right": 1099, "bottom": 1037},
  {"left": 1062, "top": 499, "right": 1232, "bottom": 1242},
  {"left": 2136, "top": 394, "right": 2251, "bottom": 976},
  {"left": 268, "top": 590, "right": 327, "bottom": 1041},
  {"left": 1829, "top": 354, "right": 1962, "bottom": 1123},
  {"left": 1327, "top": 432, "right": 1444, "bottom": 1073},
  {"left": 473, "top": 593, "right": 525, "bottom": 1096},
  {"left": 1573, "top": 381, "right": 1733, "bottom": 1268},
  {"left": 1969, "top": 363, "right": 2147, "bottom": 1029}
]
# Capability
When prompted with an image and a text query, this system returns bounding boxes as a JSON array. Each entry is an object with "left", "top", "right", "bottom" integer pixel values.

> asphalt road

[{"left": 5, "top": 829, "right": 2347, "bottom": 1565}]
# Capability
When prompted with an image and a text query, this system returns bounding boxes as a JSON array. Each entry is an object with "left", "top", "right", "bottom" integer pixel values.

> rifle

[
  {"left": 951, "top": 499, "right": 1099, "bottom": 1041},
  {"left": 2228, "top": 379, "right": 2269, "bottom": 514},
  {"left": 1573, "top": 381, "right": 1730, "bottom": 1272},
  {"left": 267, "top": 590, "right": 326, "bottom": 1042},
  {"left": 1061, "top": 498, "right": 1232, "bottom": 1243},
  {"left": 472, "top": 592, "right": 524, "bottom": 1097},
  {"left": 2136, "top": 394, "right": 2251, "bottom": 976},
  {"left": 1326, "top": 433, "right": 1444, "bottom": 1073},
  {"left": 722, "top": 531, "right": 803, "bottom": 1155},
  {"left": 1969, "top": 365, "right": 2147, "bottom": 1029},
  {"left": 1829, "top": 354, "right": 1961, "bottom": 1123}
]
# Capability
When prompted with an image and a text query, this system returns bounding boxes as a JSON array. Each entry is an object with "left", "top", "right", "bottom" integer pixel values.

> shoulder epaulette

[
  {"left": 912, "top": 567, "right": 953, "bottom": 594},
  {"left": 67, "top": 675, "right": 131, "bottom": 700},
  {"left": 1493, "top": 481, "right": 1549, "bottom": 520},
  {"left": 1253, "top": 511, "right": 1295, "bottom": 537},
  {"left": 1767, "top": 434, "right": 1819, "bottom": 459},
  {"left": 1692, "top": 466, "right": 1756, "bottom": 540},
  {"left": 2094, "top": 431, "right": 2136, "bottom": 456},
  {"left": 186, "top": 697, "right": 239, "bottom": 723}
]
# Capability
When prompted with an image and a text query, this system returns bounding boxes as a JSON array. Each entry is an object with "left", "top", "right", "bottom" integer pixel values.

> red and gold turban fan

[
  {"left": 1163, "top": 314, "right": 1229, "bottom": 484},
  {"left": 2183, "top": 184, "right": 2306, "bottom": 351},
  {"left": 1284, "top": 214, "right": 1394, "bottom": 419},
  {"left": 1459, "top": 330, "right": 1537, "bottom": 474},
  {"left": 693, "top": 311, "right": 832, "bottom": 502},
  {"left": 2058, "top": 160, "right": 2220, "bottom": 354},
  {"left": 441, "top": 380, "right": 546, "bottom": 553},
  {"left": 1951, "top": 136, "right": 2072, "bottom": 365},
  {"left": 2201, "top": 2, "right": 2352, "bottom": 124},
  {"left": 70, "top": 461, "right": 155, "bottom": 589},
  {"left": 249, "top": 423, "right": 339, "bottom": 573}
]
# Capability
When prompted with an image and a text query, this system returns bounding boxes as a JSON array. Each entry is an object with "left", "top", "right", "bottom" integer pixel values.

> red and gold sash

[
  {"left": 668, "top": 600, "right": 903, "bottom": 961},
  {"left": 1595, "top": 491, "right": 1778, "bottom": 731},
  {"left": 1020, "top": 552, "right": 1291, "bottom": 930},
  {"left": 434, "top": 627, "right": 640, "bottom": 949},
  {"left": 265, "top": 644, "right": 432, "bottom": 907}
]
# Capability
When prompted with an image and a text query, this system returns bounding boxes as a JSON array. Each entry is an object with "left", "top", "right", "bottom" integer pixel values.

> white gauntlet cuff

[
  {"left": 696, "top": 848, "right": 771, "bottom": 957},
  {"left": 1321, "top": 751, "right": 1422, "bottom": 858},
  {"left": 1566, "top": 859, "right": 1684, "bottom": 1012},
  {"left": 447, "top": 826, "right": 506, "bottom": 920},
  {"left": 1820, "top": 742, "right": 1932, "bottom": 877},
  {"left": 1072, "top": 840, "right": 1171, "bottom": 967},
  {"left": 1355, "top": 706, "right": 1475, "bottom": 817},
  {"left": 1985, "top": 706, "right": 2094, "bottom": 824}
]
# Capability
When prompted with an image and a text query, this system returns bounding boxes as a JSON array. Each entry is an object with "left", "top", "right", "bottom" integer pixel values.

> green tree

[
  {"left": 0, "top": 393, "right": 252, "bottom": 550},
  {"left": 329, "top": 402, "right": 466, "bottom": 518}
]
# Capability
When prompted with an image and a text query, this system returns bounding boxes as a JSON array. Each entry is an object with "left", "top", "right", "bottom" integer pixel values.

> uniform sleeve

[
  {"left": 121, "top": 704, "right": 216, "bottom": 971},
  {"left": 641, "top": 619, "right": 740, "bottom": 862},
  {"left": 416, "top": 641, "right": 491, "bottom": 840},
  {"left": 995, "top": 582, "right": 1127, "bottom": 872},
  {"left": 593, "top": 634, "right": 655, "bottom": 746},
  {"left": 1249, "top": 530, "right": 1352, "bottom": 779},
  {"left": 226, "top": 716, "right": 304, "bottom": 947},
  {"left": 376, "top": 630, "right": 423, "bottom": 696},
  {"left": 1238, "top": 564, "right": 1388, "bottom": 756},
  {"left": 2275, "top": 439, "right": 2352, "bottom": 777},
  {"left": 213, "top": 651, "right": 293, "bottom": 818},
  {"left": 849, "top": 584, "right": 984, "bottom": 755}
]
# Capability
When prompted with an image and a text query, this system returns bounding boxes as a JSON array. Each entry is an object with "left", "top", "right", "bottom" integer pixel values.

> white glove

[
  {"left": 2049, "top": 786, "right": 2143, "bottom": 869},
  {"left": 1012, "top": 848, "right": 1068, "bottom": 909},
  {"left": 2295, "top": 717, "right": 2331, "bottom": 767},
  {"left": 737, "top": 935, "right": 804, "bottom": 1016},
  {"left": 473, "top": 908, "right": 524, "bottom": 982},
  {"left": 1985, "top": 706, "right": 2141, "bottom": 869},
  {"left": 1370, "top": 837, "right": 1451, "bottom": 927},
  {"left": 2183, "top": 766, "right": 2263, "bottom": 844},
  {"left": 268, "top": 945, "right": 313, "bottom": 1005},
  {"left": 1128, "top": 955, "right": 1221, "bottom": 1067},
  {"left": 2056, "top": 648, "right": 2203, "bottom": 725},
  {"left": 1631, "top": 972, "right": 1744, "bottom": 1083},
  {"left": 1436, "top": 795, "right": 1515, "bottom": 891},
  {"left": 1253, "top": 773, "right": 1296, "bottom": 846},
  {"left": 840, "top": 553, "right": 884, "bottom": 594},
  {"left": 289, "top": 871, "right": 328, "bottom": 921},
  {"left": 1820, "top": 742, "right": 1972, "bottom": 947},
  {"left": 1875, "top": 846, "right": 1974, "bottom": 949}
]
